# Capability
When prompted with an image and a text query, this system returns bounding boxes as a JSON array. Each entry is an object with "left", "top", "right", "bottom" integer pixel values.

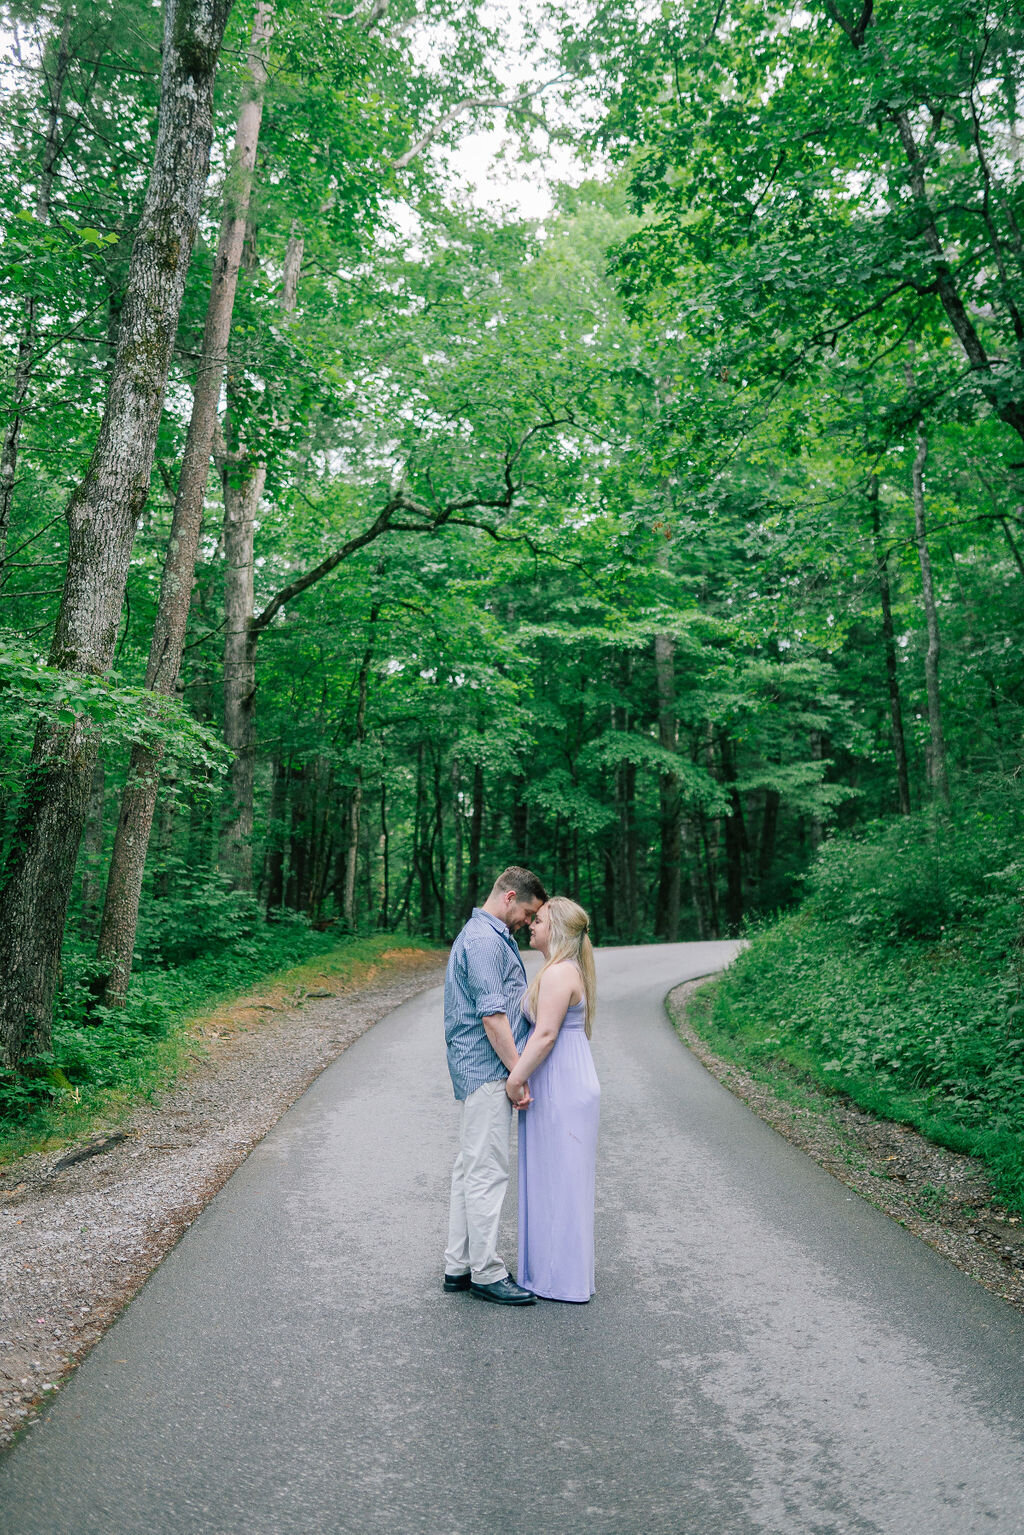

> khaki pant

[{"left": 444, "top": 1080, "right": 513, "bottom": 1285}]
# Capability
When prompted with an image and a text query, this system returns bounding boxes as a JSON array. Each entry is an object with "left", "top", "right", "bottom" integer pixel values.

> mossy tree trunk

[
  {"left": 220, "top": 226, "right": 302, "bottom": 889},
  {"left": 0, "top": 0, "right": 234, "bottom": 1067},
  {"left": 96, "top": 0, "right": 272, "bottom": 1006}
]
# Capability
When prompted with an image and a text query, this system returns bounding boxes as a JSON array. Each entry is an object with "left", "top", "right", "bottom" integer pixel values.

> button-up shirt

[{"left": 444, "top": 907, "right": 529, "bottom": 1100}]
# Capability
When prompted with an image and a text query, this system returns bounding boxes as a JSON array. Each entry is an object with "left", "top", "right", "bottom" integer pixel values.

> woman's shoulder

[{"left": 539, "top": 959, "right": 584, "bottom": 1004}]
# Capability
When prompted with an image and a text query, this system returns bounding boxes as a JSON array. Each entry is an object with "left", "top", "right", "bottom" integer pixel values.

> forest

[{"left": 2, "top": 0, "right": 1024, "bottom": 1187}]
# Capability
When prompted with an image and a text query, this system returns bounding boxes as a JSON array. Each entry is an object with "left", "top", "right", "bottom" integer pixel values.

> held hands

[{"left": 506, "top": 1076, "right": 531, "bottom": 1109}]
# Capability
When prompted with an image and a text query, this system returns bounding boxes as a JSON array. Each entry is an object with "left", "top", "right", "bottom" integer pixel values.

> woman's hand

[{"left": 506, "top": 1075, "right": 530, "bottom": 1108}]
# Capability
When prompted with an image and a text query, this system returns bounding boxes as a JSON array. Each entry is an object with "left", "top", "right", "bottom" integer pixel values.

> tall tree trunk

[
  {"left": 653, "top": 633, "right": 681, "bottom": 941},
  {"left": 698, "top": 723, "right": 721, "bottom": 937},
  {"left": 342, "top": 600, "right": 379, "bottom": 928},
  {"left": 414, "top": 743, "right": 433, "bottom": 935},
  {"left": 96, "top": 1, "right": 272, "bottom": 1004},
  {"left": 78, "top": 757, "right": 105, "bottom": 939},
  {"left": 377, "top": 781, "right": 390, "bottom": 929},
  {"left": 0, "top": 0, "right": 234, "bottom": 1067},
  {"left": 219, "top": 225, "right": 303, "bottom": 888},
  {"left": 719, "top": 734, "right": 745, "bottom": 933},
  {"left": 0, "top": 13, "right": 73, "bottom": 583},
  {"left": 612, "top": 667, "right": 638, "bottom": 939},
  {"left": 219, "top": 458, "right": 265, "bottom": 888},
  {"left": 308, "top": 757, "right": 334, "bottom": 917},
  {"left": 683, "top": 820, "right": 708, "bottom": 939},
  {"left": 869, "top": 475, "right": 912, "bottom": 815},
  {"left": 452, "top": 759, "right": 463, "bottom": 921},
  {"left": 153, "top": 757, "right": 178, "bottom": 899},
  {"left": 911, "top": 423, "right": 951, "bottom": 807},
  {"left": 285, "top": 767, "right": 309, "bottom": 910},
  {"left": 464, "top": 760, "right": 484, "bottom": 919},
  {"left": 263, "top": 757, "right": 288, "bottom": 911},
  {"left": 431, "top": 744, "right": 447, "bottom": 940}
]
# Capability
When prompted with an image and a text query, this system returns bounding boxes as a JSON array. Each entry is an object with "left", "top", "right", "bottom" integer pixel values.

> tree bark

[
  {"left": 285, "top": 766, "right": 310, "bottom": 910},
  {"left": 911, "top": 423, "right": 951, "bottom": 806},
  {"left": 464, "top": 760, "right": 484, "bottom": 920},
  {"left": 431, "top": 744, "right": 447, "bottom": 941},
  {"left": 0, "top": 0, "right": 234, "bottom": 1067},
  {"left": 719, "top": 734, "right": 745, "bottom": 933},
  {"left": 263, "top": 757, "right": 288, "bottom": 910},
  {"left": 342, "top": 599, "right": 380, "bottom": 927},
  {"left": 653, "top": 633, "right": 681, "bottom": 941},
  {"left": 78, "top": 757, "right": 105, "bottom": 939},
  {"left": 0, "top": 13, "right": 73, "bottom": 584},
  {"left": 219, "top": 459, "right": 265, "bottom": 888},
  {"left": 869, "top": 475, "right": 911, "bottom": 814},
  {"left": 414, "top": 743, "right": 433, "bottom": 935},
  {"left": 220, "top": 225, "right": 302, "bottom": 888},
  {"left": 95, "top": 1, "right": 272, "bottom": 1003},
  {"left": 377, "top": 781, "right": 390, "bottom": 929}
]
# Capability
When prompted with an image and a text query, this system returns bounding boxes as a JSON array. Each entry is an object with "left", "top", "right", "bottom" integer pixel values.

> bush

[
  {"left": 705, "top": 786, "right": 1024, "bottom": 1212},
  {"left": 0, "top": 899, "right": 340, "bottom": 1139}
]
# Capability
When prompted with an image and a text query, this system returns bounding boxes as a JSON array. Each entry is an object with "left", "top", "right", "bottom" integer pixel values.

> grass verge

[{"left": 689, "top": 916, "right": 1024, "bottom": 1219}]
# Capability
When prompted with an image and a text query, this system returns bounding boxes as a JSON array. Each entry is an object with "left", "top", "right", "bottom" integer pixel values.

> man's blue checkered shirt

[{"left": 444, "top": 907, "right": 529, "bottom": 1101}]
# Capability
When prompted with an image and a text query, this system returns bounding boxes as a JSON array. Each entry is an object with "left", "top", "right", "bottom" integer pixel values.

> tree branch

[
  {"left": 390, "top": 82, "right": 562, "bottom": 171},
  {"left": 252, "top": 413, "right": 579, "bottom": 630}
]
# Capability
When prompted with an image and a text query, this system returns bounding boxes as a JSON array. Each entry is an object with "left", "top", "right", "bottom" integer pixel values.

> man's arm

[
  {"left": 482, "top": 1013, "right": 531, "bottom": 1107},
  {"left": 481, "top": 1012, "right": 519, "bottom": 1073}
]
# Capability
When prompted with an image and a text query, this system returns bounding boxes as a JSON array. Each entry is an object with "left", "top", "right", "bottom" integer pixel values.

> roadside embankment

[{"left": 671, "top": 968, "right": 1024, "bottom": 1317}]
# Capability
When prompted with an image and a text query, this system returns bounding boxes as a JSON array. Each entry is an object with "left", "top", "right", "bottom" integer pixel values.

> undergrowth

[
  {"left": 689, "top": 789, "right": 1024, "bottom": 1216},
  {"left": 0, "top": 898, "right": 439, "bottom": 1163}
]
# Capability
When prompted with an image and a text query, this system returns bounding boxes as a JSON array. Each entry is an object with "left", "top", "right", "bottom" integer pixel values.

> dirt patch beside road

[
  {"left": 0, "top": 947, "right": 447, "bottom": 1449},
  {"left": 669, "top": 977, "right": 1024, "bottom": 1316}
]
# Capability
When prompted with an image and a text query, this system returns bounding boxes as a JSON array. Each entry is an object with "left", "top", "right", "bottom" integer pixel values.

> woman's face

[{"left": 528, "top": 903, "right": 551, "bottom": 954}]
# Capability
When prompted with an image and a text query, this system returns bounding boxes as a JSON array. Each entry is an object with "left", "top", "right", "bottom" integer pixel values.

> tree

[{"left": 0, "top": 0, "right": 235, "bottom": 1067}]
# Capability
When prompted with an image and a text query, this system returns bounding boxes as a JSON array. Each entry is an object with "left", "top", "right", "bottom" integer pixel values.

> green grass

[
  {"left": 687, "top": 841, "right": 1024, "bottom": 1217},
  {"left": 0, "top": 931, "right": 441, "bottom": 1166}
]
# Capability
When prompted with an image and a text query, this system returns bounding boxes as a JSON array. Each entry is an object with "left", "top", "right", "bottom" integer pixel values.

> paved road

[{"left": 2, "top": 941, "right": 1024, "bottom": 1535}]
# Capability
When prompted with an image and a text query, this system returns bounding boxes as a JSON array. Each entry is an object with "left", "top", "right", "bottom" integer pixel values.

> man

[{"left": 443, "top": 865, "right": 548, "bottom": 1305}]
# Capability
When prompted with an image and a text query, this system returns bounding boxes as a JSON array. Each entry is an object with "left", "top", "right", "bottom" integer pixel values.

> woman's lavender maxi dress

[{"left": 517, "top": 999, "right": 600, "bottom": 1302}]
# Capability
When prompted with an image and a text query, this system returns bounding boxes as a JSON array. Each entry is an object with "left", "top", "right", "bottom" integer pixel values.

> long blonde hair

[{"left": 526, "top": 896, "right": 597, "bottom": 1039}]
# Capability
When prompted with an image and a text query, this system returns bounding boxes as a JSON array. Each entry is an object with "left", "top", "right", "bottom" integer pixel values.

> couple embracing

[{"left": 443, "top": 866, "right": 600, "bottom": 1306}]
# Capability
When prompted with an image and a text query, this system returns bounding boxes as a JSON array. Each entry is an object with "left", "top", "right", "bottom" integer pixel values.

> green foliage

[
  {"left": 702, "top": 790, "right": 1024, "bottom": 1210},
  {"left": 0, "top": 634, "right": 227, "bottom": 800}
]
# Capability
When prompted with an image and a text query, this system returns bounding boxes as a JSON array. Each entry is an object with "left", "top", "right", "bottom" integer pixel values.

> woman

[{"left": 506, "top": 897, "right": 600, "bottom": 1302}]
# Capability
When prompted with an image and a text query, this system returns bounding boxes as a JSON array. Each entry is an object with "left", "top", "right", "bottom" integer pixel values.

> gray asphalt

[{"left": 2, "top": 940, "right": 1023, "bottom": 1535}]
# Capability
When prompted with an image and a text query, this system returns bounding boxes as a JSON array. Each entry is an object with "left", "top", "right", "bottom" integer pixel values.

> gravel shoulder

[
  {"left": 0, "top": 947, "right": 446, "bottom": 1449},
  {"left": 669, "top": 977, "right": 1024, "bottom": 1316}
]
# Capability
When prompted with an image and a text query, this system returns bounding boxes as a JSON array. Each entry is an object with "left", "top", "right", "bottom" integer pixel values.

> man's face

[{"left": 505, "top": 894, "right": 543, "bottom": 932}]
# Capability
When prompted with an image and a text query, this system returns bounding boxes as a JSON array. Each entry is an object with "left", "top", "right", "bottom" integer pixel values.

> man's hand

[{"left": 506, "top": 1078, "right": 531, "bottom": 1109}]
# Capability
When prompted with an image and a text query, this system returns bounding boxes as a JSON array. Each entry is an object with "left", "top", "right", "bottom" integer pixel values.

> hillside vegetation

[{"left": 696, "top": 789, "right": 1024, "bottom": 1211}]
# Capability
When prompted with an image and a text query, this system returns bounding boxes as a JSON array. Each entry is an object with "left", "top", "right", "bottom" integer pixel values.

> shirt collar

[
  {"left": 472, "top": 908, "right": 525, "bottom": 968},
  {"left": 473, "top": 906, "right": 513, "bottom": 940}
]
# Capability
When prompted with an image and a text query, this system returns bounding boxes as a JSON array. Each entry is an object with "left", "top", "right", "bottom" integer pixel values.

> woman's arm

[{"left": 505, "top": 963, "right": 577, "bottom": 1101}]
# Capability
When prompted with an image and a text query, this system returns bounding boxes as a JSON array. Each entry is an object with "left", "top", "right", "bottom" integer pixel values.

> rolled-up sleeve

[{"left": 462, "top": 938, "right": 507, "bottom": 1017}]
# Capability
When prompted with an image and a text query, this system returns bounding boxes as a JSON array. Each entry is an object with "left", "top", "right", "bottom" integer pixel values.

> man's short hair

[{"left": 491, "top": 866, "right": 548, "bottom": 904}]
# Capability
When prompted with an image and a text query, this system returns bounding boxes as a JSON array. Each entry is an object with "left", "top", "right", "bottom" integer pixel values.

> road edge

[{"left": 667, "top": 974, "right": 1024, "bottom": 1318}]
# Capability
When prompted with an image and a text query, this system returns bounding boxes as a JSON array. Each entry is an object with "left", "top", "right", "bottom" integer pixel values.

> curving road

[{"left": 2, "top": 941, "right": 1024, "bottom": 1535}]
